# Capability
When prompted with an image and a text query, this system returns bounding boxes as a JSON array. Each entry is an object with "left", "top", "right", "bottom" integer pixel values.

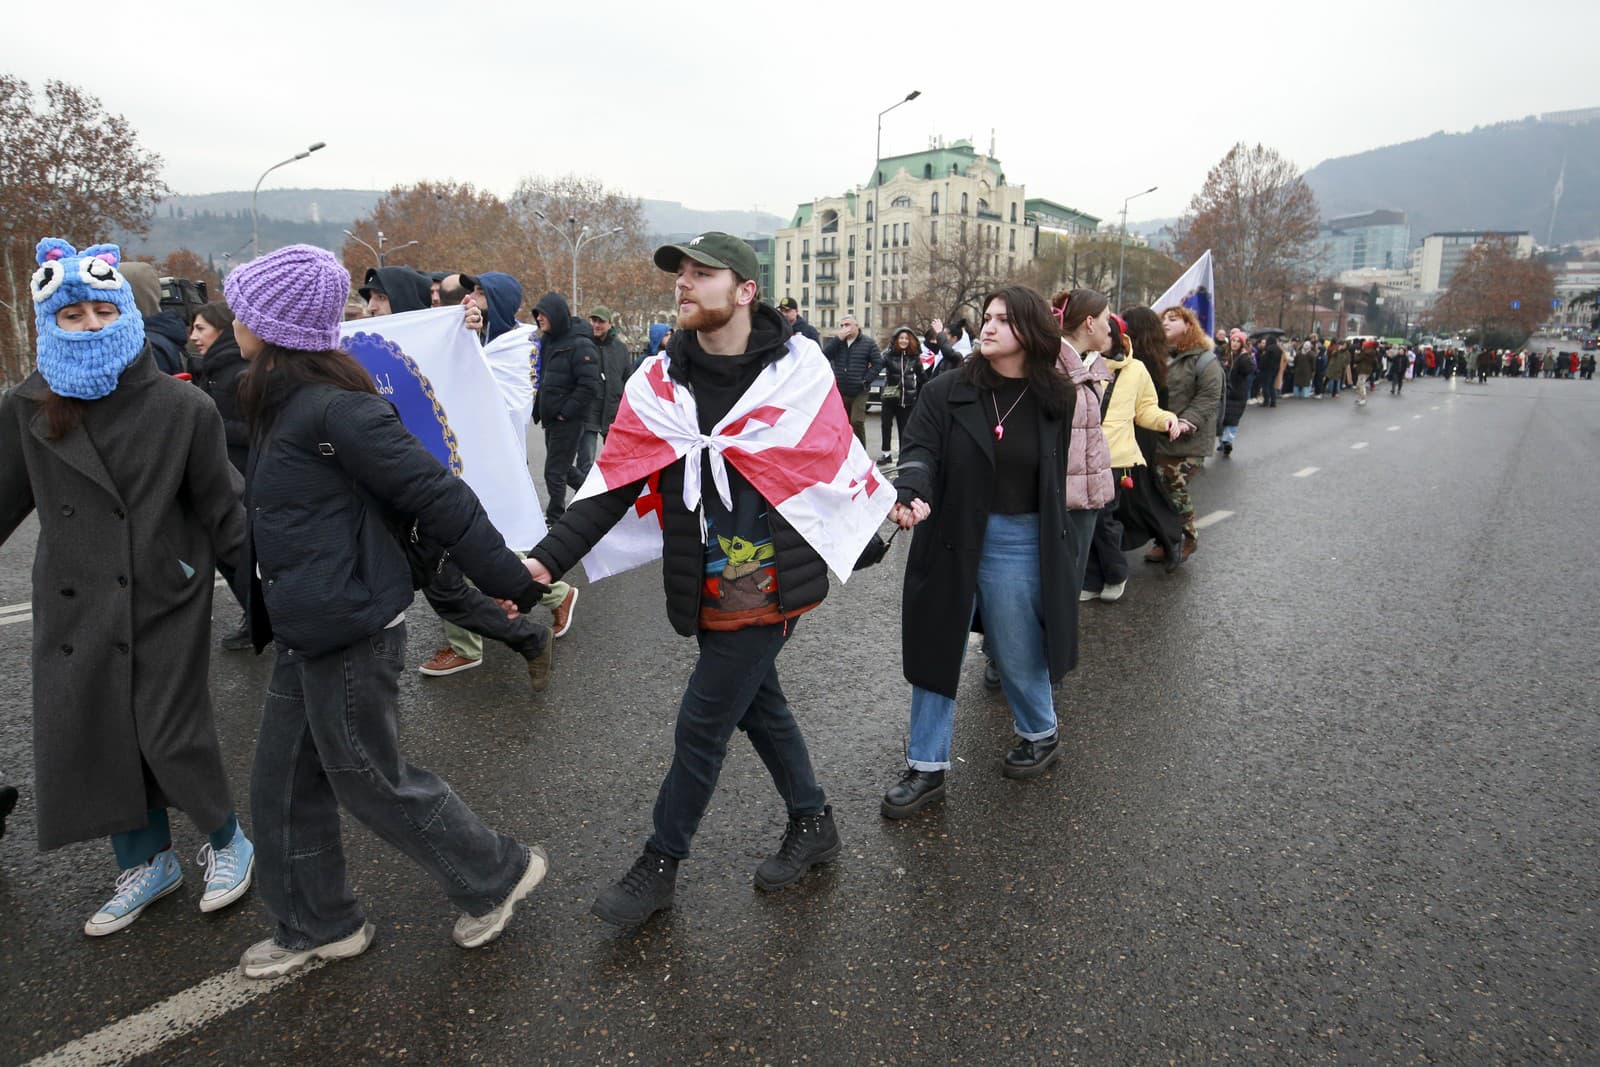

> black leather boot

[
  {"left": 754, "top": 805, "right": 841, "bottom": 891},
  {"left": 880, "top": 768, "right": 946, "bottom": 819},
  {"left": 591, "top": 848, "right": 677, "bottom": 927},
  {"left": 1002, "top": 733, "right": 1060, "bottom": 779}
]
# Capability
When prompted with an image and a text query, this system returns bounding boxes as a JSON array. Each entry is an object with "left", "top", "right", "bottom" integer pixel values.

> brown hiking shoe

[
  {"left": 551, "top": 586, "right": 579, "bottom": 638},
  {"left": 524, "top": 626, "right": 554, "bottom": 690},
  {"left": 419, "top": 648, "right": 482, "bottom": 677}
]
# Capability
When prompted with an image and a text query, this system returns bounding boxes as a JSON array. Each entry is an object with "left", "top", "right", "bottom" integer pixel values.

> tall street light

[
  {"left": 873, "top": 90, "right": 921, "bottom": 327},
  {"left": 252, "top": 141, "right": 326, "bottom": 257},
  {"left": 1114, "top": 185, "right": 1158, "bottom": 311},
  {"left": 533, "top": 210, "right": 623, "bottom": 309},
  {"left": 343, "top": 229, "right": 418, "bottom": 268}
]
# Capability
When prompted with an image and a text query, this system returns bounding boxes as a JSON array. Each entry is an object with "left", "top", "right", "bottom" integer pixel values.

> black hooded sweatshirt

[
  {"left": 363, "top": 267, "right": 433, "bottom": 314},
  {"left": 531, "top": 292, "right": 599, "bottom": 426},
  {"left": 530, "top": 303, "right": 829, "bottom": 634}
]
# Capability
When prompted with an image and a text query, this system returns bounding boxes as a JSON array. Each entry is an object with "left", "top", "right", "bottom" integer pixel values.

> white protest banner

[{"left": 339, "top": 307, "right": 546, "bottom": 551}]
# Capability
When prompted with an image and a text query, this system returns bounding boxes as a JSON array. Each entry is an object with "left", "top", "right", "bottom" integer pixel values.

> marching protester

[
  {"left": 879, "top": 325, "right": 927, "bottom": 462},
  {"left": 777, "top": 295, "right": 820, "bottom": 344},
  {"left": 822, "top": 314, "right": 884, "bottom": 448},
  {"left": 225, "top": 245, "right": 551, "bottom": 977},
  {"left": 1353, "top": 340, "right": 1378, "bottom": 406},
  {"left": 1325, "top": 342, "right": 1350, "bottom": 399},
  {"left": 190, "top": 299, "right": 255, "bottom": 651},
  {"left": 1257, "top": 333, "right": 1283, "bottom": 408},
  {"left": 531, "top": 292, "right": 600, "bottom": 524},
  {"left": 1148, "top": 306, "right": 1223, "bottom": 563},
  {"left": 0, "top": 239, "right": 254, "bottom": 936},
  {"left": 526, "top": 233, "right": 889, "bottom": 927},
  {"left": 881, "top": 285, "right": 1084, "bottom": 818},
  {"left": 1108, "top": 307, "right": 1188, "bottom": 572},
  {"left": 572, "top": 305, "right": 633, "bottom": 488},
  {"left": 1291, "top": 335, "right": 1316, "bottom": 398},
  {"left": 1050, "top": 288, "right": 1115, "bottom": 589},
  {"left": 1387, "top": 343, "right": 1408, "bottom": 396},
  {"left": 1218, "top": 330, "right": 1256, "bottom": 456},
  {"left": 921, "top": 318, "right": 960, "bottom": 380}
]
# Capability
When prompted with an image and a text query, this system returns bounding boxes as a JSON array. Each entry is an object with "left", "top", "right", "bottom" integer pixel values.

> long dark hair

[
  {"left": 195, "top": 301, "right": 235, "bottom": 333},
  {"left": 1051, "top": 288, "right": 1109, "bottom": 335},
  {"left": 962, "top": 285, "right": 1073, "bottom": 419},
  {"left": 41, "top": 392, "right": 87, "bottom": 439},
  {"left": 239, "top": 344, "right": 378, "bottom": 439},
  {"left": 1121, "top": 306, "right": 1168, "bottom": 390}
]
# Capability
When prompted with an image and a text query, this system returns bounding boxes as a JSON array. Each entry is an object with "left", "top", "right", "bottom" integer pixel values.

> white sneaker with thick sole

[
  {"left": 1079, "top": 588, "right": 1100, "bottom": 602},
  {"left": 239, "top": 922, "right": 375, "bottom": 980},
  {"left": 1099, "top": 581, "right": 1127, "bottom": 603},
  {"left": 453, "top": 844, "right": 549, "bottom": 948}
]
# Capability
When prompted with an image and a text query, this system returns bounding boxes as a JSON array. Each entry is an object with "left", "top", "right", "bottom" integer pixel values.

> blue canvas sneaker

[
  {"left": 84, "top": 850, "right": 183, "bottom": 936},
  {"left": 198, "top": 827, "right": 255, "bottom": 913}
]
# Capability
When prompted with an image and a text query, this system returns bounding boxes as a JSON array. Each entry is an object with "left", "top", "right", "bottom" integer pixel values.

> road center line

[
  {"left": 1351, "top": 442, "right": 1369, "bottom": 450},
  {"left": 0, "top": 614, "right": 32, "bottom": 627},
  {"left": 1386, "top": 425, "right": 1400, "bottom": 431},
  {"left": 1193, "top": 510, "right": 1233, "bottom": 530},
  {"left": 1293, "top": 467, "right": 1319, "bottom": 478},
  {"left": 0, "top": 601, "right": 30, "bottom": 615},
  {"left": 1411, "top": 414, "right": 1422, "bottom": 420},
  {"left": 24, "top": 964, "right": 323, "bottom": 1067}
]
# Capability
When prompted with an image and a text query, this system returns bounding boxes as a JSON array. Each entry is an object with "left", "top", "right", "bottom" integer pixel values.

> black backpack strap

[{"left": 1100, "top": 369, "right": 1118, "bottom": 420}]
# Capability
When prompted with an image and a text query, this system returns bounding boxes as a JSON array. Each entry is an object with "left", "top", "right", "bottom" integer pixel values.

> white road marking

[
  {"left": 0, "top": 601, "right": 30, "bottom": 615},
  {"left": 0, "top": 579, "right": 228, "bottom": 624},
  {"left": 1293, "top": 467, "right": 1319, "bottom": 478},
  {"left": 1193, "top": 510, "right": 1233, "bottom": 530},
  {"left": 1351, "top": 442, "right": 1369, "bottom": 450},
  {"left": 0, "top": 614, "right": 31, "bottom": 627},
  {"left": 1411, "top": 414, "right": 1423, "bottom": 420},
  {"left": 24, "top": 964, "right": 323, "bottom": 1067},
  {"left": 1386, "top": 425, "right": 1400, "bottom": 431},
  {"left": 1430, "top": 405, "right": 1440, "bottom": 411}
]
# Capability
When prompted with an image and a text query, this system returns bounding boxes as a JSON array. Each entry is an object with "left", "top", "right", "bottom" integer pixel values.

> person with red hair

[{"left": 1148, "top": 307, "right": 1222, "bottom": 561}]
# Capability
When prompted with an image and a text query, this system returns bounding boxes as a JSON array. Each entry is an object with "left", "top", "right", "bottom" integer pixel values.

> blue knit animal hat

[{"left": 31, "top": 238, "right": 146, "bottom": 399}]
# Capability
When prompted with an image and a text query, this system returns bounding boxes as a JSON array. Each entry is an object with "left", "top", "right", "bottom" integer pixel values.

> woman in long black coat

[
  {"left": 881, "top": 286, "right": 1082, "bottom": 819},
  {"left": 0, "top": 238, "right": 253, "bottom": 938}
]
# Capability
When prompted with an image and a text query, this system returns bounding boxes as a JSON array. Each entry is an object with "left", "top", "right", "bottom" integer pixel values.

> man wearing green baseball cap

[
  {"left": 526, "top": 231, "right": 842, "bottom": 928},
  {"left": 570, "top": 305, "right": 633, "bottom": 489}
]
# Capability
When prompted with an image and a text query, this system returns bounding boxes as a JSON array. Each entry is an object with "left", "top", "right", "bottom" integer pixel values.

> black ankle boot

[
  {"left": 1002, "top": 733, "right": 1060, "bottom": 779},
  {"left": 591, "top": 848, "right": 677, "bottom": 927},
  {"left": 754, "top": 805, "right": 841, "bottom": 891},
  {"left": 881, "top": 767, "right": 946, "bottom": 819}
]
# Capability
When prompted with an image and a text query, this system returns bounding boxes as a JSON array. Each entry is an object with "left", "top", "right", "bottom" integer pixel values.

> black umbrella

[{"left": 1249, "top": 327, "right": 1287, "bottom": 338}]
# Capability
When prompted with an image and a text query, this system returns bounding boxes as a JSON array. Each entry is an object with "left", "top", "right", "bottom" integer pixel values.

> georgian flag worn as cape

[{"left": 572, "top": 335, "right": 895, "bottom": 583}]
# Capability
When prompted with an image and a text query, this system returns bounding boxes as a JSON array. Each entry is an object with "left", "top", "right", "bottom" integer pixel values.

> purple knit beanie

[{"left": 224, "top": 244, "right": 349, "bottom": 351}]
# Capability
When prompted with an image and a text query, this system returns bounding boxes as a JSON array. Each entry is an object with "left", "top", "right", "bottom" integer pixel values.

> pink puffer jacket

[{"left": 1056, "top": 340, "right": 1115, "bottom": 511}]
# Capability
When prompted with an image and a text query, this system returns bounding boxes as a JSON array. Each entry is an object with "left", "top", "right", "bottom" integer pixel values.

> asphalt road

[{"left": 2, "top": 373, "right": 1597, "bottom": 1064}]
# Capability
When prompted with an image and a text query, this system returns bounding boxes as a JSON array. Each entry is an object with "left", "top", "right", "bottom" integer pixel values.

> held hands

[
  {"left": 889, "top": 498, "right": 931, "bottom": 530},
  {"left": 524, "top": 557, "right": 553, "bottom": 587},
  {"left": 493, "top": 598, "right": 521, "bottom": 620},
  {"left": 1165, "top": 415, "right": 1187, "bottom": 441}
]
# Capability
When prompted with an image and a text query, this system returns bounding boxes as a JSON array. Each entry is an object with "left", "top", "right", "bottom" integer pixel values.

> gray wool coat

[{"left": 0, "top": 350, "right": 246, "bottom": 850}]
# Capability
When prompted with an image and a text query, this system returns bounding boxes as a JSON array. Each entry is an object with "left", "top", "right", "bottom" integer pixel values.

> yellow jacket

[{"left": 1101, "top": 354, "right": 1176, "bottom": 468}]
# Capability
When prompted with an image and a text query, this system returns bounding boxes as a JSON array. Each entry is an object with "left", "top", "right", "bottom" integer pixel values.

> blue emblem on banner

[{"left": 340, "top": 330, "right": 463, "bottom": 475}]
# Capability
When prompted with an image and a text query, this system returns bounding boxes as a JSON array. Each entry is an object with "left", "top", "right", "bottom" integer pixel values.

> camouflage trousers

[{"left": 1155, "top": 457, "right": 1203, "bottom": 540}]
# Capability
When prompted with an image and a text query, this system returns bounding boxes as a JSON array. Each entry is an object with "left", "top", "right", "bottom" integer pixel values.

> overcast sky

[{"left": 7, "top": 0, "right": 1595, "bottom": 226}]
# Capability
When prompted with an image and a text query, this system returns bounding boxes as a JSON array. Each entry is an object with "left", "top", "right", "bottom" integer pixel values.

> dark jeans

[
  {"left": 567, "top": 429, "right": 603, "bottom": 491},
  {"left": 1261, "top": 380, "right": 1278, "bottom": 407},
  {"left": 422, "top": 558, "right": 547, "bottom": 658},
  {"left": 879, "top": 397, "right": 911, "bottom": 453},
  {"left": 648, "top": 620, "right": 825, "bottom": 860},
  {"left": 251, "top": 622, "right": 528, "bottom": 949},
  {"left": 1082, "top": 503, "right": 1129, "bottom": 593},
  {"left": 543, "top": 420, "right": 584, "bottom": 523}
]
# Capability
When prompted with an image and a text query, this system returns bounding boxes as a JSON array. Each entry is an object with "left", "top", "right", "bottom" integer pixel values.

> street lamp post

[
  {"left": 1114, "top": 185, "right": 1158, "bottom": 311},
  {"left": 872, "top": 90, "right": 921, "bottom": 326},
  {"left": 533, "top": 211, "right": 624, "bottom": 308},
  {"left": 343, "top": 229, "right": 417, "bottom": 268},
  {"left": 1333, "top": 290, "right": 1345, "bottom": 340},
  {"left": 252, "top": 141, "right": 326, "bottom": 257}
]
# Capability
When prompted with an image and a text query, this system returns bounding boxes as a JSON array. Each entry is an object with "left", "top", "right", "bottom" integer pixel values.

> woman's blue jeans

[{"left": 908, "top": 513, "right": 1058, "bottom": 771}]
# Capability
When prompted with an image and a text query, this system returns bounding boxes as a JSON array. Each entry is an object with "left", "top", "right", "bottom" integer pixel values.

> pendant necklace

[{"left": 991, "top": 385, "right": 1028, "bottom": 441}]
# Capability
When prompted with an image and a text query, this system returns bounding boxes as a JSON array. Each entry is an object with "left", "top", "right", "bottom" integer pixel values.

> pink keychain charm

[{"left": 994, "top": 425, "right": 1004, "bottom": 441}]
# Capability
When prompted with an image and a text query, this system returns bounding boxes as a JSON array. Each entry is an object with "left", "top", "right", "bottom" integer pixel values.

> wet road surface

[{"left": 2, "top": 373, "right": 1597, "bottom": 1063}]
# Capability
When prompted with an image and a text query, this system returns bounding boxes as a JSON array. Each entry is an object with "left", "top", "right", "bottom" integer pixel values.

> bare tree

[
  {"left": 0, "top": 76, "right": 166, "bottom": 384},
  {"left": 903, "top": 215, "right": 1007, "bottom": 328},
  {"left": 343, "top": 181, "right": 541, "bottom": 298},
  {"left": 510, "top": 175, "right": 662, "bottom": 341},
  {"left": 1170, "top": 143, "right": 1321, "bottom": 328},
  {"left": 1429, "top": 239, "right": 1555, "bottom": 348},
  {"left": 1022, "top": 235, "right": 1182, "bottom": 308}
]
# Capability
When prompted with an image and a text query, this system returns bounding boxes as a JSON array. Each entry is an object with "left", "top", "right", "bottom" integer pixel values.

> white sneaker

[
  {"left": 1079, "top": 588, "right": 1100, "bottom": 602},
  {"left": 1099, "top": 581, "right": 1127, "bottom": 603},
  {"left": 453, "top": 845, "right": 549, "bottom": 948},
  {"left": 239, "top": 922, "right": 375, "bottom": 980}
]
